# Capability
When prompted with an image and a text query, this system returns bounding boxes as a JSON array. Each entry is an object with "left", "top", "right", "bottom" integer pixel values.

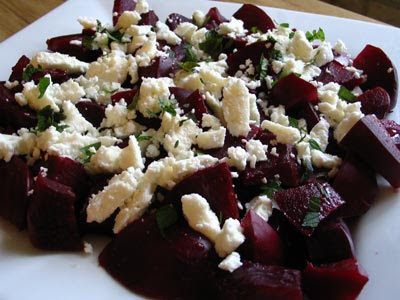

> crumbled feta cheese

[
  {"left": 174, "top": 22, "right": 198, "bottom": 42},
  {"left": 334, "top": 111, "right": 364, "bottom": 142},
  {"left": 77, "top": 16, "right": 98, "bottom": 30},
  {"left": 309, "top": 118, "right": 330, "bottom": 151},
  {"left": 314, "top": 42, "right": 334, "bottom": 67},
  {"left": 215, "top": 218, "right": 245, "bottom": 257},
  {"left": 62, "top": 100, "right": 98, "bottom": 136},
  {"left": 86, "top": 50, "right": 129, "bottom": 84},
  {"left": 196, "top": 127, "right": 226, "bottom": 150},
  {"left": 116, "top": 11, "right": 141, "bottom": 29},
  {"left": 226, "top": 146, "right": 249, "bottom": 171},
  {"left": 246, "top": 195, "right": 273, "bottom": 222},
  {"left": 135, "top": 32, "right": 161, "bottom": 67},
  {"left": 181, "top": 193, "right": 221, "bottom": 242},
  {"left": 289, "top": 30, "right": 314, "bottom": 62},
  {"left": 269, "top": 105, "right": 289, "bottom": 126},
  {"left": 4, "top": 80, "right": 19, "bottom": 89},
  {"left": 311, "top": 149, "right": 342, "bottom": 169},
  {"left": 138, "top": 77, "right": 174, "bottom": 117},
  {"left": 333, "top": 39, "right": 347, "bottom": 54},
  {"left": 155, "top": 21, "right": 181, "bottom": 45},
  {"left": 0, "top": 134, "right": 21, "bottom": 162},
  {"left": 192, "top": 10, "right": 206, "bottom": 27},
  {"left": 31, "top": 51, "right": 89, "bottom": 74},
  {"left": 218, "top": 17, "right": 247, "bottom": 38},
  {"left": 101, "top": 99, "right": 136, "bottom": 128},
  {"left": 218, "top": 252, "right": 243, "bottom": 272},
  {"left": 246, "top": 139, "right": 268, "bottom": 168},
  {"left": 136, "top": 0, "right": 149, "bottom": 14},
  {"left": 261, "top": 120, "right": 301, "bottom": 145},
  {"left": 201, "top": 113, "right": 221, "bottom": 129}
]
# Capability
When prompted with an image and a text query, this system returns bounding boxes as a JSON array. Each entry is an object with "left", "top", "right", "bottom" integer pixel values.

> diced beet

[
  {"left": 240, "top": 210, "right": 284, "bottom": 265},
  {"left": 358, "top": 86, "right": 390, "bottom": 119},
  {"left": 165, "top": 13, "right": 192, "bottom": 31},
  {"left": 270, "top": 73, "right": 318, "bottom": 111},
  {"left": 75, "top": 100, "right": 105, "bottom": 128},
  {"left": 294, "top": 102, "right": 320, "bottom": 131},
  {"left": 381, "top": 119, "right": 400, "bottom": 150},
  {"left": 227, "top": 42, "right": 270, "bottom": 76},
  {"left": 111, "top": 88, "right": 138, "bottom": 106},
  {"left": 177, "top": 89, "right": 208, "bottom": 123},
  {"left": 204, "top": 7, "right": 228, "bottom": 30},
  {"left": 135, "top": 110, "right": 161, "bottom": 130},
  {"left": 353, "top": 44, "right": 398, "bottom": 109},
  {"left": 316, "top": 60, "right": 363, "bottom": 90},
  {"left": 0, "top": 156, "right": 33, "bottom": 230},
  {"left": 307, "top": 219, "right": 354, "bottom": 264},
  {"left": 274, "top": 181, "right": 345, "bottom": 236},
  {"left": 218, "top": 261, "right": 302, "bottom": 300},
  {"left": 233, "top": 4, "right": 275, "bottom": 33},
  {"left": 112, "top": 0, "right": 137, "bottom": 25},
  {"left": 27, "top": 174, "right": 83, "bottom": 251},
  {"left": 46, "top": 32, "right": 101, "bottom": 63},
  {"left": 333, "top": 53, "right": 352, "bottom": 67},
  {"left": 169, "top": 87, "right": 192, "bottom": 102},
  {"left": 9, "top": 55, "right": 30, "bottom": 82},
  {"left": 138, "top": 56, "right": 176, "bottom": 79},
  {"left": 332, "top": 155, "right": 378, "bottom": 218},
  {"left": 99, "top": 214, "right": 218, "bottom": 300},
  {"left": 138, "top": 10, "right": 159, "bottom": 26},
  {"left": 31, "top": 68, "right": 69, "bottom": 84},
  {"left": 46, "top": 155, "right": 89, "bottom": 200},
  {"left": 170, "top": 41, "right": 188, "bottom": 62},
  {"left": 240, "top": 144, "right": 300, "bottom": 187},
  {"left": 303, "top": 259, "right": 368, "bottom": 300},
  {"left": 165, "top": 162, "right": 239, "bottom": 220},
  {"left": 0, "top": 82, "right": 37, "bottom": 131},
  {"left": 339, "top": 114, "right": 400, "bottom": 188}
]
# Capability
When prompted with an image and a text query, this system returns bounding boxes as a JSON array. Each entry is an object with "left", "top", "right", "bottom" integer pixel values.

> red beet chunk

[
  {"left": 204, "top": 7, "right": 228, "bottom": 30},
  {"left": 316, "top": 60, "right": 363, "bottom": 90},
  {"left": 111, "top": 88, "right": 138, "bottom": 106},
  {"left": 138, "top": 56, "right": 176, "bottom": 79},
  {"left": 303, "top": 259, "right": 368, "bottom": 300},
  {"left": 353, "top": 44, "right": 398, "bottom": 109},
  {"left": 27, "top": 174, "right": 83, "bottom": 251},
  {"left": 296, "top": 102, "right": 320, "bottom": 131},
  {"left": 233, "top": 4, "right": 275, "bottom": 33},
  {"left": 138, "top": 10, "right": 159, "bottom": 26},
  {"left": 240, "top": 210, "right": 284, "bottom": 265},
  {"left": 9, "top": 55, "right": 30, "bottom": 82},
  {"left": 240, "top": 144, "right": 301, "bottom": 187},
  {"left": 169, "top": 87, "right": 192, "bottom": 102},
  {"left": 381, "top": 119, "right": 400, "bottom": 150},
  {"left": 274, "top": 181, "right": 345, "bottom": 236},
  {"left": 165, "top": 162, "right": 239, "bottom": 220},
  {"left": 135, "top": 110, "right": 161, "bottom": 129},
  {"left": 165, "top": 13, "right": 192, "bottom": 31},
  {"left": 227, "top": 42, "right": 270, "bottom": 76},
  {"left": 270, "top": 73, "right": 318, "bottom": 111},
  {"left": 31, "top": 68, "right": 69, "bottom": 84},
  {"left": 358, "top": 86, "right": 390, "bottom": 119},
  {"left": 112, "top": 0, "right": 137, "bottom": 25},
  {"left": 0, "top": 83, "right": 37, "bottom": 131},
  {"left": 340, "top": 114, "right": 400, "bottom": 188},
  {"left": 46, "top": 33, "right": 101, "bottom": 62},
  {"left": 0, "top": 156, "right": 33, "bottom": 230},
  {"left": 177, "top": 89, "right": 208, "bottom": 123},
  {"left": 75, "top": 101, "right": 105, "bottom": 128},
  {"left": 307, "top": 219, "right": 354, "bottom": 264},
  {"left": 333, "top": 155, "right": 378, "bottom": 218},
  {"left": 99, "top": 214, "right": 218, "bottom": 300},
  {"left": 218, "top": 261, "right": 302, "bottom": 300}
]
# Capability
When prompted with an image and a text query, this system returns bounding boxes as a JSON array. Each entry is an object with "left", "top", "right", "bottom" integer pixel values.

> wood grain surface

[{"left": 0, "top": 0, "right": 381, "bottom": 42}]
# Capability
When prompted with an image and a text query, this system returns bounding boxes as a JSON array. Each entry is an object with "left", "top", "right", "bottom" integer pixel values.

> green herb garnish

[
  {"left": 174, "top": 140, "right": 179, "bottom": 148},
  {"left": 136, "top": 135, "right": 152, "bottom": 142},
  {"left": 36, "top": 105, "right": 67, "bottom": 133},
  {"left": 289, "top": 117, "right": 299, "bottom": 128},
  {"left": 251, "top": 26, "right": 262, "bottom": 34},
  {"left": 302, "top": 196, "right": 321, "bottom": 228},
  {"left": 301, "top": 158, "right": 314, "bottom": 183},
  {"left": 199, "top": 30, "right": 233, "bottom": 59},
  {"left": 145, "top": 108, "right": 159, "bottom": 118},
  {"left": 270, "top": 49, "right": 283, "bottom": 61},
  {"left": 280, "top": 23, "right": 289, "bottom": 28},
  {"left": 159, "top": 98, "right": 177, "bottom": 116},
  {"left": 177, "top": 45, "right": 199, "bottom": 73},
  {"left": 261, "top": 179, "right": 282, "bottom": 198},
  {"left": 22, "top": 64, "right": 42, "bottom": 82},
  {"left": 156, "top": 205, "right": 178, "bottom": 237},
  {"left": 38, "top": 77, "right": 50, "bottom": 99},
  {"left": 338, "top": 85, "right": 357, "bottom": 102},
  {"left": 305, "top": 28, "right": 325, "bottom": 42},
  {"left": 289, "top": 31, "right": 295, "bottom": 39},
  {"left": 80, "top": 142, "right": 101, "bottom": 164},
  {"left": 255, "top": 53, "right": 269, "bottom": 82},
  {"left": 308, "top": 139, "right": 322, "bottom": 151},
  {"left": 316, "top": 182, "right": 329, "bottom": 198},
  {"left": 127, "top": 92, "right": 140, "bottom": 110}
]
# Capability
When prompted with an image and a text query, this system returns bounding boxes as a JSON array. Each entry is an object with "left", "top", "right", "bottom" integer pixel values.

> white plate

[{"left": 0, "top": 0, "right": 399, "bottom": 299}]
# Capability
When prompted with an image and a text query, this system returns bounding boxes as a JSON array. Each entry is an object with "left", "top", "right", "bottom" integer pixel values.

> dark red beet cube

[
  {"left": 99, "top": 214, "right": 218, "bottom": 300},
  {"left": 233, "top": 4, "right": 275, "bottom": 33},
  {"left": 165, "top": 13, "right": 192, "bottom": 31},
  {"left": 307, "top": 219, "right": 354, "bottom": 264},
  {"left": 9, "top": 55, "right": 30, "bottom": 82},
  {"left": 177, "top": 89, "right": 208, "bottom": 123},
  {"left": 165, "top": 162, "right": 239, "bottom": 220},
  {"left": 204, "top": 7, "right": 228, "bottom": 30},
  {"left": 75, "top": 100, "right": 105, "bottom": 128},
  {"left": 111, "top": 88, "right": 138, "bottom": 106},
  {"left": 218, "top": 261, "right": 302, "bottom": 300},
  {"left": 340, "top": 114, "right": 400, "bottom": 188},
  {"left": 138, "top": 56, "right": 176, "bottom": 79},
  {"left": 381, "top": 119, "right": 400, "bottom": 150},
  {"left": 353, "top": 44, "right": 398, "bottom": 109},
  {"left": 303, "top": 259, "right": 368, "bottom": 300},
  {"left": 113, "top": 0, "right": 137, "bottom": 25},
  {"left": 358, "top": 86, "right": 390, "bottom": 119},
  {"left": 240, "top": 144, "right": 300, "bottom": 187},
  {"left": 333, "top": 155, "right": 378, "bottom": 218},
  {"left": 31, "top": 68, "right": 69, "bottom": 84},
  {"left": 295, "top": 102, "right": 320, "bottom": 131},
  {"left": 27, "top": 174, "right": 83, "bottom": 251},
  {"left": 0, "top": 156, "right": 33, "bottom": 229},
  {"left": 240, "top": 210, "right": 284, "bottom": 265},
  {"left": 316, "top": 60, "right": 363, "bottom": 90},
  {"left": 138, "top": 10, "right": 159, "bottom": 26},
  {"left": 227, "top": 42, "right": 270, "bottom": 76},
  {"left": 270, "top": 73, "right": 318, "bottom": 111},
  {"left": 274, "top": 181, "right": 345, "bottom": 236},
  {"left": 169, "top": 87, "right": 192, "bottom": 102}
]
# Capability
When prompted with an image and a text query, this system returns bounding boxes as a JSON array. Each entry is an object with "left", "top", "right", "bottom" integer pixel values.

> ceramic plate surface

[{"left": 0, "top": 0, "right": 399, "bottom": 299}]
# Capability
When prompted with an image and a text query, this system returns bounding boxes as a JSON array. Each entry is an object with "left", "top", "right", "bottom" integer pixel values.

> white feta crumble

[
  {"left": 311, "top": 149, "right": 342, "bottom": 170},
  {"left": 333, "top": 39, "right": 347, "bottom": 54},
  {"left": 245, "top": 195, "right": 273, "bottom": 222},
  {"left": 86, "top": 50, "right": 129, "bottom": 84},
  {"left": 196, "top": 127, "right": 226, "bottom": 150},
  {"left": 218, "top": 17, "right": 247, "bottom": 38},
  {"left": 138, "top": 77, "right": 174, "bottom": 117},
  {"left": 201, "top": 113, "right": 222, "bottom": 129},
  {"left": 192, "top": 10, "right": 206, "bottom": 27},
  {"left": 309, "top": 118, "right": 330, "bottom": 151},
  {"left": 246, "top": 139, "right": 268, "bottom": 168},
  {"left": 155, "top": 21, "right": 181, "bottom": 45},
  {"left": 314, "top": 42, "right": 334, "bottom": 67},
  {"left": 136, "top": 0, "right": 150, "bottom": 14},
  {"left": 116, "top": 11, "right": 141, "bottom": 29},
  {"left": 4, "top": 80, "right": 19, "bottom": 89},
  {"left": 174, "top": 22, "right": 198, "bottom": 42},
  {"left": 218, "top": 252, "right": 243, "bottom": 272},
  {"left": 289, "top": 30, "right": 314, "bottom": 62},
  {"left": 261, "top": 120, "right": 301, "bottom": 145},
  {"left": 31, "top": 51, "right": 89, "bottom": 74},
  {"left": 334, "top": 111, "right": 364, "bottom": 142},
  {"left": 215, "top": 218, "right": 245, "bottom": 258},
  {"left": 226, "top": 146, "right": 249, "bottom": 171},
  {"left": 77, "top": 16, "right": 97, "bottom": 30},
  {"left": 61, "top": 100, "right": 98, "bottom": 136}
]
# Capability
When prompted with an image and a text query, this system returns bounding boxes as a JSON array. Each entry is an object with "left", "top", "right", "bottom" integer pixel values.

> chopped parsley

[
  {"left": 145, "top": 108, "right": 159, "bottom": 118},
  {"left": 177, "top": 45, "right": 199, "bottom": 73},
  {"left": 194, "top": 149, "right": 204, "bottom": 156},
  {"left": 38, "top": 77, "right": 51, "bottom": 99},
  {"left": 308, "top": 139, "right": 322, "bottom": 151},
  {"left": 280, "top": 23, "right": 289, "bottom": 28},
  {"left": 261, "top": 179, "right": 282, "bottom": 198},
  {"left": 301, "top": 158, "right": 314, "bottom": 183},
  {"left": 316, "top": 182, "right": 329, "bottom": 198},
  {"left": 97, "top": 19, "right": 124, "bottom": 44},
  {"left": 288, "top": 117, "right": 299, "bottom": 128},
  {"left": 269, "top": 49, "right": 283, "bottom": 61},
  {"left": 302, "top": 196, "right": 321, "bottom": 228},
  {"left": 36, "top": 105, "right": 68, "bottom": 133},
  {"left": 305, "top": 28, "right": 325, "bottom": 42},
  {"left": 199, "top": 30, "right": 233, "bottom": 59},
  {"left": 127, "top": 92, "right": 140, "bottom": 110},
  {"left": 22, "top": 64, "right": 42, "bottom": 82},
  {"left": 136, "top": 135, "right": 152, "bottom": 142},
  {"left": 174, "top": 140, "right": 179, "bottom": 148},
  {"left": 159, "top": 98, "right": 177, "bottom": 116},
  {"left": 255, "top": 53, "right": 269, "bottom": 81},
  {"left": 156, "top": 205, "right": 178, "bottom": 237},
  {"left": 338, "top": 85, "right": 357, "bottom": 102},
  {"left": 251, "top": 26, "right": 262, "bottom": 34},
  {"left": 289, "top": 31, "right": 295, "bottom": 39},
  {"left": 80, "top": 142, "right": 101, "bottom": 164}
]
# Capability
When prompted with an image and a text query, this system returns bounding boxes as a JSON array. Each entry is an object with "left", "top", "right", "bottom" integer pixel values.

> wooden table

[{"left": 0, "top": 0, "right": 381, "bottom": 42}]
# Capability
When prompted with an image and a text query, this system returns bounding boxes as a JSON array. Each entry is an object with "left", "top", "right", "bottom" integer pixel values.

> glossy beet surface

[
  {"left": 165, "top": 13, "right": 192, "bottom": 31},
  {"left": 99, "top": 214, "right": 218, "bottom": 300},
  {"left": 227, "top": 42, "right": 270, "bottom": 76},
  {"left": 353, "top": 44, "right": 398, "bottom": 109},
  {"left": 9, "top": 55, "right": 30, "bottom": 82},
  {"left": 359, "top": 87, "right": 391, "bottom": 119},
  {"left": 112, "top": 0, "right": 136, "bottom": 25},
  {"left": 218, "top": 261, "right": 302, "bottom": 300},
  {"left": 75, "top": 101, "right": 106, "bottom": 128},
  {"left": 316, "top": 60, "right": 363, "bottom": 89},
  {"left": 303, "top": 259, "right": 369, "bottom": 300},
  {"left": 340, "top": 114, "right": 400, "bottom": 188},
  {"left": 138, "top": 10, "right": 159, "bottom": 26},
  {"left": 0, "top": 156, "right": 33, "bottom": 229},
  {"left": 27, "top": 174, "right": 83, "bottom": 251},
  {"left": 204, "top": 7, "right": 228, "bottom": 30},
  {"left": 233, "top": 4, "right": 275, "bottom": 33},
  {"left": 381, "top": 119, "right": 400, "bottom": 150}
]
